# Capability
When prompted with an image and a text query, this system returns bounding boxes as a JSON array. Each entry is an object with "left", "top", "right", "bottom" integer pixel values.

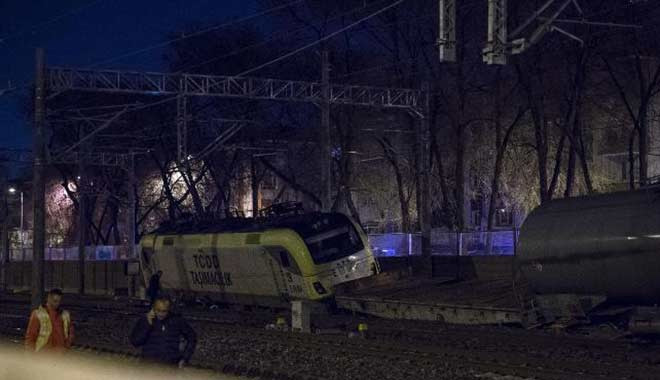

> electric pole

[
  {"left": 438, "top": 0, "right": 457, "bottom": 62},
  {"left": 77, "top": 125, "right": 87, "bottom": 295},
  {"left": 1, "top": 191, "right": 9, "bottom": 291},
  {"left": 417, "top": 82, "right": 432, "bottom": 270},
  {"left": 32, "top": 48, "right": 46, "bottom": 309},
  {"left": 177, "top": 94, "right": 188, "bottom": 162},
  {"left": 483, "top": 0, "right": 508, "bottom": 64},
  {"left": 321, "top": 50, "right": 332, "bottom": 211},
  {"left": 127, "top": 152, "right": 136, "bottom": 296}
]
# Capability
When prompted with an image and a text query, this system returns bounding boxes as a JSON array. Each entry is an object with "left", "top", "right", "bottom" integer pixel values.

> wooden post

[
  {"left": 415, "top": 82, "right": 432, "bottom": 276},
  {"left": 32, "top": 48, "right": 46, "bottom": 309}
]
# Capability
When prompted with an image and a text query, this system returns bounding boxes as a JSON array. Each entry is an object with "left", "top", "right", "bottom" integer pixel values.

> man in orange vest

[{"left": 25, "top": 288, "right": 74, "bottom": 352}]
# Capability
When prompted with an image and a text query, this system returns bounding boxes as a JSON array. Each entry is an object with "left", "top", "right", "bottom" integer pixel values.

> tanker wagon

[{"left": 516, "top": 187, "right": 660, "bottom": 332}]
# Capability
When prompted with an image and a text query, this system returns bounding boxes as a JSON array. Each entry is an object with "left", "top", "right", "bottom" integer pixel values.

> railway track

[
  {"left": 365, "top": 319, "right": 660, "bottom": 368},
  {"left": 2, "top": 296, "right": 659, "bottom": 380},
  {"left": 192, "top": 317, "right": 660, "bottom": 380}
]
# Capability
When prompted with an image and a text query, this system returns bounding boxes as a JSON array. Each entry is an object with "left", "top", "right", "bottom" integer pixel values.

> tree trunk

[
  {"left": 111, "top": 201, "right": 121, "bottom": 244},
  {"left": 395, "top": 166, "right": 411, "bottom": 233},
  {"left": 486, "top": 158, "right": 502, "bottom": 232},
  {"left": 378, "top": 137, "right": 412, "bottom": 233},
  {"left": 564, "top": 48, "right": 591, "bottom": 196},
  {"left": 152, "top": 154, "right": 180, "bottom": 220},
  {"left": 206, "top": 152, "right": 238, "bottom": 214},
  {"left": 548, "top": 133, "right": 566, "bottom": 199},
  {"left": 629, "top": 127, "right": 637, "bottom": 190},
  {"left": 576, "top": 123, "right": 594, "bottom": 193},
  {"left": 454, "top": 122, "right": 466, "bottom": 230},
  {"left": 179, "top": 161, "right": 206, "bottom": 214},
  {"left": 259, "top": 157, "right": 322, "bottom": 207},
  {"left": 531, "top": 104, "right": 549, "bottom": 203},
  {"left": 638, "top": 107, "right": 648, "bottom": 185},
  {"left": 517, "top": 60, "right": 549, "bottom": 204},
  {"left": 431, "top": 132, "right": 451, "bottom": 215},
  {"left": 344, "top": 188, "right": 362, "bottom": 227},
  {"left": 564, "top": 126, "right": 577, "bottom": 198},
  {"left": 251, "top": 155, "right": 259, "bottom": 216}
]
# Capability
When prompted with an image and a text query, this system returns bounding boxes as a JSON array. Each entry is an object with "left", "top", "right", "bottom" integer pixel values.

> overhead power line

[
  {"left": 236, "top": 0, "right": 406, "bottom": 76},
  {"left": 175, "top": 0, "right": 397, "bottom": 74},
  {"left": 0, "top": 0, "right": 307, "bottom": 97},
  {"left": 57, "top": 0, "right": 410, "bottom": 122},
  {"left": 88, "top": 0, "right": 306, "bottom": 68},
  {"left": 49, "top": 1, "right": 398, "bottom": 116}
]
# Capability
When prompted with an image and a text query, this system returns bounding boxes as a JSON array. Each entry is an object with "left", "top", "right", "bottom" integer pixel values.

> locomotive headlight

[{"left": 347, "top": 255, "right": 359, "bottom": 272}]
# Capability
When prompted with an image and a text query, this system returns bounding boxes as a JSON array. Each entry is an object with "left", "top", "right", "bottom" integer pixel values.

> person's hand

[
  {"left": 178, "top": 359, "right": 185, "bottom": 369},
  {"left": 147, "top": 310, "right": 155, "bottom": 325}
]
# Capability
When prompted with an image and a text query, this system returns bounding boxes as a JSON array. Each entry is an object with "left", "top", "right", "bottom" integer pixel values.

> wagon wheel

[{"left": 511, "top": 259, "right": 539, "bottom": 328}]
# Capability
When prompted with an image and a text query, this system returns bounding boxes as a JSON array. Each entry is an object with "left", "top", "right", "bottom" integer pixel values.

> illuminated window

[
  {"left": 470, "top": 196, "right": 483, "bottom": 227},
  {"left": 261, "top": 198, "right": 273, "bottom": 209},
  {"left": 496, "top": 209, "right": 513, "bottom": 227},
  {"left": 262, "top": 172, "right": 277, "bottom": 190}
]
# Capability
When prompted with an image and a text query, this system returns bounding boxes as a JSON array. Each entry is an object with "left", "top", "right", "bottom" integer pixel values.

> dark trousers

[{"left": 141, "top": 356, "right": 179, "bottom": 368}]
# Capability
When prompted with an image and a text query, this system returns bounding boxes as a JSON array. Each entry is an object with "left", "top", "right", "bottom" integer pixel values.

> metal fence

[
  {"left": 4, "top": 261, "right": 136, "bottom": 295},
  {"left": 368, "top": 230, "right": 519, "bottom": 257},
  {"left": 8, "top": 245, "right": 138, "bottom": 262},
  {"left": 5, "top": 230, "right": 518, "bottom": 262}
]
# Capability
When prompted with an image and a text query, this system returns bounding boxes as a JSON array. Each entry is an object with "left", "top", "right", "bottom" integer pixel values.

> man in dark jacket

[{"left": 130, "top": 296, "right": 196, "bottom": 367}]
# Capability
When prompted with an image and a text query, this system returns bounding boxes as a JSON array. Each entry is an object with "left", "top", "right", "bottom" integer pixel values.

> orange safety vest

[{"left": 34, "top": 306, "right": 71, "bottom": 352}]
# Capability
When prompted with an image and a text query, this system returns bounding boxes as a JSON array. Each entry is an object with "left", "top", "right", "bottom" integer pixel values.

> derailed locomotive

[
  {"left": 516, "top": 187, "right": 660, "bottom": 330},
  {"left": 139, "top": 204, "right": 379, "bottom": 306}
]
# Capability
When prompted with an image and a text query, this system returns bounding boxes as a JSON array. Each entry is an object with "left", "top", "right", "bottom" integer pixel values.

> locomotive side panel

[
  {"left": 153, "top": 235, "right": 189, "bottom": 292},
  {"left": 144, "top": 231, "right": 324, "bottom": 304},
  {"left": 262, "top": 246, "right": 310, "bottom": 300},
  {"left": 177, "top": 232, "right": 315, "bottom": 302},
  {"left": 224, "top": 246, "right": 281, "bottom": 297},
  {"left": 259, "top": 229, "right": 327, "bottom": 300},
  {"left": 139, "top": 235, "right": 157, "bottom": 289},
  {"left": 182, "top": 245, "right": 233, "bottom": 294},
  {"left": 181, "top": 234, "right": 285, "bottom": 299}
]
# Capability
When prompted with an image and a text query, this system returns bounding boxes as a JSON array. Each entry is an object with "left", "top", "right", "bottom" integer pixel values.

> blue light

[{"left": 372, "top": 246, "right": 397, "bottom": 257}]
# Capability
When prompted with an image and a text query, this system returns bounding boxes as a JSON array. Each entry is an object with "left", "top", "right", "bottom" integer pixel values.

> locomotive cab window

[
  {"left": 279, "top": 251, "right": 291, "bottom": 267},
  {"left": 141, "top": 247, "right": 153, "bottom": 265},
  {"left": 303, "top": 221, "right": 364, "bottom": 264}
]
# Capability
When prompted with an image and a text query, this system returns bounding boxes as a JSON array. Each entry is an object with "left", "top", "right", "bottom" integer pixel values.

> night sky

[{"left": 0, "top": 0, "right": 257, "bottom": 152}]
